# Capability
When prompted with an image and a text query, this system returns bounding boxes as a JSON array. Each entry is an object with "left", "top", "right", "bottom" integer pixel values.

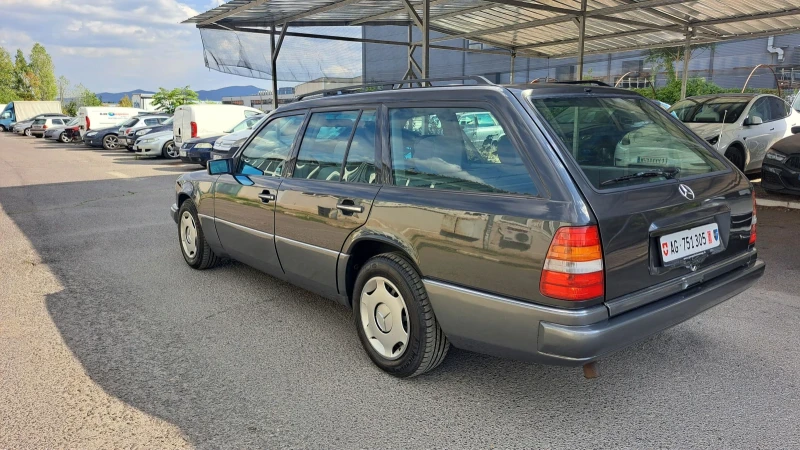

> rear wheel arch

[{"left": 344, "top": 237, "right": 421, "bottom": 306}]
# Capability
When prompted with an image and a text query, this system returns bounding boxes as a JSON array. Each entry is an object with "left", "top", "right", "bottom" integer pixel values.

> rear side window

[
  {"left": 530, "top": 96, "right": 727, "bottom": 189},
  {"left": 388, "top": 107, "right": 538, "bottom": 195},
  {"left": 33, "top": 119, "right": 46, "bottom": 125},
  {"left": 120, "top": 118, "right": 138, "bottom": 127},
  {"left": 239, "top": 114, "right": 305, "bottom": 177},
  {"left": 144, "top": 118, "right": 161, "bottom": 126},
  {"left": 294, "top": 111, "right": 359, "bottom": 181}
]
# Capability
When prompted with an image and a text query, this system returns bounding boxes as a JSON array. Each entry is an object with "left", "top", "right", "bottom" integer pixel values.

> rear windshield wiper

[{"left": 600, "top": 167, "right": 680, "bottom": 186}]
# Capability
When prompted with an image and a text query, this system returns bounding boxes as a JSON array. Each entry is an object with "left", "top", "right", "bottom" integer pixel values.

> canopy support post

[
  {"left": 270, "top": 25, "right": 278, "bottom": 110},
  {"left": 681, "top": 26, "right": 693, "bottom": 100},
  {"left": 577, "top": 0, "right": 587, "bottom": 80},
  {"left": 510, "top": 50, "right": 516, "bottom": 83},
  {"left": 422, "top": 0, "right": 430, "bottom": 82}
]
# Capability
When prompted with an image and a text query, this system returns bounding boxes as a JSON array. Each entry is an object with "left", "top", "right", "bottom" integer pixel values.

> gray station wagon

[{"left": 171, "top": 78, "right": 764, "bottom": 378}]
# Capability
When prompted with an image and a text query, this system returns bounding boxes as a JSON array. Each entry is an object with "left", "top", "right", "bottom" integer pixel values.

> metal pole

[
  {"left": 422, "top": 0, "right": 430, "bottom": 79},
  {"left": 407, "top": 23, "right": 414, "bottom": 79},
  {"left": 510, "top": 51, "right": 516, "bottom": 83},
  {"left": 577, "top": 0, "right": 587, "bottom": 80},
  {"left": 270, "top": 25, "right": 278, "bottom": 110},
  {"left": 680, "top": 26, "right": 692, "bottom": 100}
]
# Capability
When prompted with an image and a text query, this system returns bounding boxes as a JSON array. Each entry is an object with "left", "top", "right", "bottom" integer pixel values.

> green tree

[
  {"left": 12, "top": 49, "right": 36, "bottom": 100},
  {"left": 0, "top": 47, "right": 16, "bottom": 103},
  {"left": 28, "top": 43, "right": 57, "bottom": 100},
  {"left": 118, "top": 94, "right": 133, "bottom": 107},
  {"left": 74, "top": 84, "right": 102, "bottom": 107},
  {"left": 152, "top": 86, "right": 199, "bottom": 114},
  {"left": 64, "top": 101, "right": 78, "bottom": 117},
  {"left": 646, "top": 44, "right": 714, "bottom": 83}
]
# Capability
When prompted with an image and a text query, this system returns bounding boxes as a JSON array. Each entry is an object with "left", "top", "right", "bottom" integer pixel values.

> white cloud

[{"left": 0, "top": 0, "right": 262, "bottom": 92}]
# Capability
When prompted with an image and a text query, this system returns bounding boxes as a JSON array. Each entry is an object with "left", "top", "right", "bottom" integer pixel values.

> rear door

[
  {"left": 213, "top": 112, "right": 307, "bottom": 277},
  {"left": 527, "top": 94, "right": 754, "bottom": 303},
  {"left": 173, "top": 107, "right": 189, "bottom": 145},
  {"left": 274, "top": 108, "right": 381, "bottom": 298}
]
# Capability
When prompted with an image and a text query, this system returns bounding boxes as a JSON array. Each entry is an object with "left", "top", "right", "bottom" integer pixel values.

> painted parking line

[{"left": 106, "top": 171, "right": 131, "bottom": 179}]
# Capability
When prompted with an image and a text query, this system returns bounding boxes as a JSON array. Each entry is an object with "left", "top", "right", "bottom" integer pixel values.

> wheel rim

[
  {"left": 24, "top": 128, "right": 30, "bottom": 136},
  {"left": 60, "top": 133, "right": 69, "bottom": 143},
  {"left": 104, "top": 135, "right": 118, "bottom": 149},
  {"left": 180, "top": 211, "right": 198, "bottom": 259},
  {"left": 165, "top": 141, "right": 178, "bottom": 158},
  {"left": 359, "top": 276, "right": 409, "bottom": 360}
]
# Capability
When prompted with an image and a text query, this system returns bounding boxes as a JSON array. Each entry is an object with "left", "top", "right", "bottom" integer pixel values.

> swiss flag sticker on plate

[{"left": 662, "top": 242, "right": 669, "bottom": 257}]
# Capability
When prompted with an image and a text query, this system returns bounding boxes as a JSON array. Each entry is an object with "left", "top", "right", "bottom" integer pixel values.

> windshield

[
  {"left": 66, "top": 118, "right": 79, "bottom": 126},
  {"left": 668, "top": 97, "right": 750, "bottom": 123},
  {"left": 529, "top": 95, "right": 727, "bottom": 189},
  {"left": 161, "top": 117, "right": 173, "bottom": 125},
  {"left": 119, "top": 118, "right": 139, "bottom": 127}
]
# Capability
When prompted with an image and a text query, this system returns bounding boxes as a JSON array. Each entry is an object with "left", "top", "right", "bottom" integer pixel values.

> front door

[
  {"left": 213, "top": 113, "right": 306, "bottom": 277},
  {"left": 274, "top": 109, "right": 381, "bottom": 298}
]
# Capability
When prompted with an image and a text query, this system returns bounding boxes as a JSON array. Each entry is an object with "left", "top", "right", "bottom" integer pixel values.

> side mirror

[
  {"left": 792, "top": 126, "right": 800, "bottom": 134},
  {"left": 207, "top": 158, "right": 233, "bottom": 175},
  {"left": 745, "top": 116, "right": 763, "bottom": 126}
]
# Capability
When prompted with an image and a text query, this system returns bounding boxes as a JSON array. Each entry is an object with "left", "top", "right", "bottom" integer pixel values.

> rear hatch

[
  {"left": 527, "top": 93, "right": 755, "bottom": 308},
  {"left": 173, "top": 108, "right": 190, "bottom": 145}
]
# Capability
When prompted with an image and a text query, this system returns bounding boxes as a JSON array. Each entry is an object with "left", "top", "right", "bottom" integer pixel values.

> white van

[
  {"left": 173, "top": 104, "right": 262, "bottom": 146},
  {"left": 78, "top": 107, "right": 145, "bottom": 137}
]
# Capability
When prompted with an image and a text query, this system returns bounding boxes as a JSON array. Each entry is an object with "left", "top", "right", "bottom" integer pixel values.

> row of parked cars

[{"left": 6, "top": 105, "right": 266, "bottom": 168}]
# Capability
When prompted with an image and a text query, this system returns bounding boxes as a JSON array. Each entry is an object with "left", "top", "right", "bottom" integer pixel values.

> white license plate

[
  {"left": 179, "top": 150, "right": 187, "bottom": 156},
  {"left": 212, "top": 154, "right": 222, "bottom": 160},
  {"left": 659, "top": 223, "right": 720, "bottom": 263}
]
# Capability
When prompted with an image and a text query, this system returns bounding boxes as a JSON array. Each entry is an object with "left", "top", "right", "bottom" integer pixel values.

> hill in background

[{"left": 97, "top": 85, "right": 265, "bottom": 103}]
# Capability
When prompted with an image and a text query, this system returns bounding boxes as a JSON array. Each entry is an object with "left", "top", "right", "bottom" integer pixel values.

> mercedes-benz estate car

[
  {"left": 171, "top": 80, "right": 764, "bottom": 378},
  {"left": 669, "top": 93, "right": 800, "bottom": 173}
]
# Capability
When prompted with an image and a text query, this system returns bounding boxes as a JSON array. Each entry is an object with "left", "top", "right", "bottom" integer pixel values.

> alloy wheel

[
  {"left": 165, "top": 141, "right": 179, "bottom": 158},
  {"left": 104, "top": 135, "right": 118, "bottom": 149}
]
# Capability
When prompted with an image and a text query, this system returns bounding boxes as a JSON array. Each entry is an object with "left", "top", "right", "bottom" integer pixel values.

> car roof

[
  {"left": 280, "top": 83, "right": 640, "bottom": 112},
  {"left": 684, "top": 93, "right": 758, "bottom": 100}
]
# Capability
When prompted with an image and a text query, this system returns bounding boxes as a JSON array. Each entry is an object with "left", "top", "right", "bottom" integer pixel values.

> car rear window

[
  {"left": 120, "top": 118, "right": 138, "bottom": 127},
  {"left": 528, "top": 95, "right": 728, "bottom": 189},
  {"left": 33, "top": 119, "right": 46, "bottom": 125}
]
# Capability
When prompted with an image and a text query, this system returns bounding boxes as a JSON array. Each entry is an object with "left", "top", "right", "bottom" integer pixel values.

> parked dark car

[
  {"left": 171, "top": 80, "right": 764, "bottom": 378},
  {"left": 179, "top": 134, "right": 220, "bottom": 167},
  {"left": 761, "top": 125, "right": 800, "bottom": 194},
  {"left": 83, "top": 126, "right": 121, "bottom": 150}
]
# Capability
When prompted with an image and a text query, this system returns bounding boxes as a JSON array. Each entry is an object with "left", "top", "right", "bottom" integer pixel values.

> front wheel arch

[{"left": 725, "top": 143, "right": 746, "bottom": 172}]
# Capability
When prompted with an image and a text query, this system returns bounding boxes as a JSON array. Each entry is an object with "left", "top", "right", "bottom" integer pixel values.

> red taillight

[
  {"left": 749, "top": 191, "right": 757, "bottom": 245},
  {"left": 190, "top": 121, "right": 197, "bottom": 138},
  {"left": 42, "top": 125, "right": 47, "bottom": 129},
  {"left": 85, "top": 116, "right": 90, "bottom": 130},
  {"left": 540, "top": 226, "right": 604, "bottom": 301}
]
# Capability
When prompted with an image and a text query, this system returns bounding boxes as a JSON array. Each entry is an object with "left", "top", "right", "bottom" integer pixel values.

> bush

[{"left": 630, "top": 79, "right": 784, "bottom": 106}]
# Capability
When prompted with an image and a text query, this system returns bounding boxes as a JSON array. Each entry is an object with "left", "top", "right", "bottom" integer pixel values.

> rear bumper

[
  {"left": 170, "top": 203, "right": 179, "bottom": 224},
  {"left": 425, "top": 258, "right": 765, "bottom": 366}
]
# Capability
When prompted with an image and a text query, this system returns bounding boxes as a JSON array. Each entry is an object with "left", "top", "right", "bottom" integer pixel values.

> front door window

[{"left": 238, "top": 114, "right": 305, "bottom": 177}]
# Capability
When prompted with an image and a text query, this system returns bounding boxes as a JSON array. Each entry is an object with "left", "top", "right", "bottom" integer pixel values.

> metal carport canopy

[{"left": 186, "top": 0, "right": 800, "bottom": 104}]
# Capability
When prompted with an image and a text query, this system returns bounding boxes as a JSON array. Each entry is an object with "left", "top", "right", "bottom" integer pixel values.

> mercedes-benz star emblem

[{"left": 678, "top": 184, "right": 695, "bottom": 200}]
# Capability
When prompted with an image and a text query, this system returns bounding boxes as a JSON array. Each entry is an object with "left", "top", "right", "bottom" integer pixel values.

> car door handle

[
  {"left": 336, "top": 202, "right": 363, "bottom": 214},
  {"left": 770, "top": 128, "right": 775, "bottom": 131},
  {"left": 258, "top": 190, "right": 275, "bottom": 203}
]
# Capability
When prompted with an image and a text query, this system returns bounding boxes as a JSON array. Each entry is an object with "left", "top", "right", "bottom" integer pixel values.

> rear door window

[
  {"left": 238, "top": 114, "right": 305, "bottom": 177},
  {"left": 293, "top": 111, "right": 359, "bottom": 181},
  {"left": 388, "top": 107, "right": 538, "bottom": 196},
  {"left": 529, "top": 96, "right": 727, "bottom": 189},
  {"left": 343, "top": 111, "right": 378, "bottom": 184}
]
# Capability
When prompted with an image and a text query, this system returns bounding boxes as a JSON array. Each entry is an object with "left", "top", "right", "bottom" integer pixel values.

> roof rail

[
  {"left": 554, "top": 80, "right": 611, "bottom": 87},
  {"left": 296, "top": 75, "right": 494, "bottom": 100}
]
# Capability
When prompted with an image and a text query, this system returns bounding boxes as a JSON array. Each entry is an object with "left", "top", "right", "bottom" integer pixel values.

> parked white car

[
  {"left": 30, "top": 117, "right": 73, "bottom": 138},
  {"left": 117, "top": 114, "right": 171, "bottom": 149},
  {"left": 669, "top": 93, "right": 800, "bottom": 172},
  {"left": 132, "top": 130, "right": 178, "bottom": 159}
]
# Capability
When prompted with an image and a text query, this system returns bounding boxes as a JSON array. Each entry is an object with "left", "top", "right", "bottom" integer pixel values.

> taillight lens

[
  {"left": 42, "top": 125, "right": 47, "bottom": 129},
  {"left": 85, "top": 116, "right": 90, "bottom": 130},
  {"left": 190, "top": 121, "right": 197, "bottom": 138},
  {"left": 749, "top": 191, "right": 757, "bottom": 245},
  {"left": 540, "top": 226, "right": 604, "bottom": 301}
]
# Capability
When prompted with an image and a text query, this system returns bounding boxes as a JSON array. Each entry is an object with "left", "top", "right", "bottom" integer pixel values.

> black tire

[
  {"left": 102, "top": 134, "right": 119, "bottom": 150},
  {"left": 353, "top": 252, "right": 449, "bottom": 378},
  {"left": 725, "top": 145, "right": 745, "bottom": 172},
  {"left": 0, "top": 125, "right": 6, "bottom": 132},
  {"left": 177, "top": 200, "right": 220, "bottom": 270},
  {"left": 161, "top": 140, "right": 179, "bottom": 159}
]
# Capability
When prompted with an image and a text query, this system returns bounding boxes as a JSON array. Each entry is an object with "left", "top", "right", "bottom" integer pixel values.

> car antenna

[{"left": 717, "top": 110, "right": 728, "bottom": 152}]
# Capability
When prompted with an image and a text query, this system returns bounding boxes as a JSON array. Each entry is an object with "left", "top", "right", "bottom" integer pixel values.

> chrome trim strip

[
  {"left": 198, "top": 213, "right": 214, "bottom": 221},
  {"left": 213, "top": 217, "right": 274, "bottom": 239},
  {"left": 275, "top": 235, "right": 341, "bottom": 256}
]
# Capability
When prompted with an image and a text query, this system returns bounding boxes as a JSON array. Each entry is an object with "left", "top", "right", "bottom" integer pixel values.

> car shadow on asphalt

[{"left": 1, "top": 175, "right": 794, "bottom": 447}]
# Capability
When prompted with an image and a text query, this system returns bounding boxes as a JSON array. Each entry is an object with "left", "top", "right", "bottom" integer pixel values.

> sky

[{"left": 0, "top": 0, "right": 292, "bottom": 93}]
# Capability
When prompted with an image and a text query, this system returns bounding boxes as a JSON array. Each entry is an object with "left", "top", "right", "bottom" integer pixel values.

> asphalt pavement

[{"left": 1, "top": 132, "right": 799, "bottom": 449}]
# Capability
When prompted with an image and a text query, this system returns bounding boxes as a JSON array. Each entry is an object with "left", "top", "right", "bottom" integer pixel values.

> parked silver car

[{"left": 670, "top": 94, "right": 800, "bottom": 172}]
